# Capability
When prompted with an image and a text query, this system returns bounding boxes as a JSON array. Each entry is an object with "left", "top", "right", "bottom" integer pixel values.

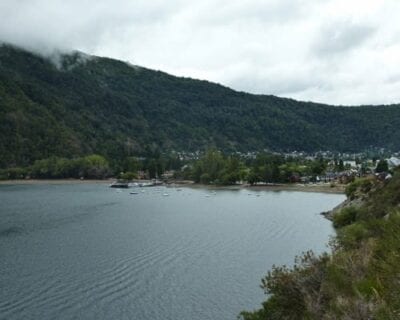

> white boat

[{"left": 110, "top": 181, "right": 129, "bottom": 188}]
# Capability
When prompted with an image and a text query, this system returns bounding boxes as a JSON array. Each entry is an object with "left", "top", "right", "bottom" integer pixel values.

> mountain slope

[{"left": 1, "top": 44, "right": 400, "bottom": 167}]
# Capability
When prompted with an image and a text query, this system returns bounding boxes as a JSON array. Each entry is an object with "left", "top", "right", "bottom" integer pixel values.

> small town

[{"left": 144, "top": 149, "right": 400, "bottom": 187}]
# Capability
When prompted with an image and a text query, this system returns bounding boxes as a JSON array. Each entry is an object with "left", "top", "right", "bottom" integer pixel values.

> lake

[{"left": 0, "top": 183, "right": 345, "bottom": 320}]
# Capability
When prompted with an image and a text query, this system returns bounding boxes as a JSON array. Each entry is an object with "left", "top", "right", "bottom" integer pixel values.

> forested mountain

[{"left": 1, "top": 44, "right": 400, "bottom": 168}]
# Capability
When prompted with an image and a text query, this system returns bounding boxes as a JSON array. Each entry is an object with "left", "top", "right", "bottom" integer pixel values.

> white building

[{"left": 387, "top": 157, "right": 400, "bottom": 169}]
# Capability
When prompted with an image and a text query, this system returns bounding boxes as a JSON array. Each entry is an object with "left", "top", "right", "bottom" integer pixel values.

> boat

[
  {"left": 110, "top": 180, "right": 129, "bottom": 188},
  {"left": 130, "top": 191, "right": 139, "bottom": 195},
  {"left": 138, "top": 180, "right": 164, "bottom": 187}
]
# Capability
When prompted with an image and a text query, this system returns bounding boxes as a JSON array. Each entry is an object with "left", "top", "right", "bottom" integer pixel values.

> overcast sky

[{"left": 1, "top": 0, "right": 400, "bottom": 105}]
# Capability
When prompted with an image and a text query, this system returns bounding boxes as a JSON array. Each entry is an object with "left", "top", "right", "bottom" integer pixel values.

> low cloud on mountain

[{"left": 1, "top": 0, "right": 400, "bottom": 105}]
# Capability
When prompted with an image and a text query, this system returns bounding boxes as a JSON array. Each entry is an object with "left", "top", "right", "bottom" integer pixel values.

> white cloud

[{"left": 1, "top": 0, "right": 400, "bottom": 105}]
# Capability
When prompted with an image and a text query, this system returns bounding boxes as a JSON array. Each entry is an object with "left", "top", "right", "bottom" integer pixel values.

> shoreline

[
  {"left": 0, "top": 179, "right": 113, "bottom": 185},
  {"left": 174, "top": 182, "right": 345, "bottom": 194},
  {"left": 0, "top": 179, "right": 345, "bottom": 194},
  {"left": 248, "top": 183, "right": 345, "bottom": 194}
]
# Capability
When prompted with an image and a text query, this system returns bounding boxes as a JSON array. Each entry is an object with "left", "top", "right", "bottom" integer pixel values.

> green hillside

[{"left": 1, "top": 44, "right": 400, "bottom": 168}]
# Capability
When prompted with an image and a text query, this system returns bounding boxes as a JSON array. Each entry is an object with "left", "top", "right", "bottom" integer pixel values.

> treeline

[
  {"left": 0, "top": 155, "right": 111, "bottom": 179},
  {"left": 0, "top": 153, "right": 184, "bottom": 180},
  {"left": 182, "top": 149, "right": 327, "bottom": 185},
  {"left": 113, "top": 153, "right": 184, "bottom": 180},
  {"left": 240, "top": 169, "right": 400, "bottom": 319},
  {"left": 189, "top": 150, "right": 247, "bottom": 185},
  {"left": 246, "top": 153, "right": 326, "bottom": 184}
]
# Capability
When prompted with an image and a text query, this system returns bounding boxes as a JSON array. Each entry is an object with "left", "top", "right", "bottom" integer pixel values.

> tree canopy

[{"left": 1, "top": 44, "right": 400, "bottom": 169}]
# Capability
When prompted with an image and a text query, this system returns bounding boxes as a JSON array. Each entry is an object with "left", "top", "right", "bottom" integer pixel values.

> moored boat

[{"left": 110, "top": 180, "right": 130, "bottom": 188}]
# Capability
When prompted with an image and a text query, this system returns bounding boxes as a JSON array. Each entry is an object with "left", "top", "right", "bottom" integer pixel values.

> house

[
  {"left": 137, "top": 170, "right": 147, "bottom": 179},
  {"left": 300, "top": 176, "right": 311, "bottom": 183},
  {"left": 289, "top": 173, "right": 301, "bottom": 183},
  {"left": 337, "top": 170, "right": 357, "bottom": 184},
  {"left": 343, "top": 160, "right": 359, "bottom": 169},
  {"left": 387, "top": 157, "right": 400, "bottom": 169},
  {"left": 161, "top": 170, "right": 175, "bottom": 180}
]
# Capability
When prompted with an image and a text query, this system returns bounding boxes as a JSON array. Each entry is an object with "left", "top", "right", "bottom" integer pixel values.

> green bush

[
  {"left": 200, "top": 173, "right": 211, "bottom": 184},
  {"left": 345, "top": 178, "right": 374, "bottom": 200},
  {"left": 337, "top": 222, "right": 370, "bottom": 249},
  {"left": 333, "top": 207, "right": 359, "bottom": 228},
  {"left": 0, "top": 167, "right": 27, "bottom": 179},
  {"left": 360, "top": 178, "right": 374, "bottom": 193},
  {"left": 345, "top": 181, "right": 358, "bottom": 199},
  {"left": 0, "top": 169, "right": 8, "bottom": 180},
  {"left": 119, "top": 171, "right": 137, "bottom": 180}
]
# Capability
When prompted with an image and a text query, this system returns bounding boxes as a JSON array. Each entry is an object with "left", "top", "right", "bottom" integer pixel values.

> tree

[
  {"left": 123, "top": 157, "right": 141, "bottom": 173},
  {"left": 375, "top": 159, "right": 388, "bottom": 173},
  {"left": 338, "top": 159, "right": 344, "bottom": 171}
]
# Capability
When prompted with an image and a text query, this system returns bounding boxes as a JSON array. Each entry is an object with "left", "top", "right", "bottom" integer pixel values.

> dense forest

[
  {"left": 1, "top": 44, "right": 400, "bottom": 170},
  {"left": 240, "top": 169, "right": 400, "bottom": 319}
]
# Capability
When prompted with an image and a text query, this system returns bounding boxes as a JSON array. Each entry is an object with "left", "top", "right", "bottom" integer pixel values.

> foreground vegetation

[
  {"left": 2, "top": 44, "right": 400, "bottom": 169},
  {"left": 240, "top": 168, "right": 400, "bottom": 319}
]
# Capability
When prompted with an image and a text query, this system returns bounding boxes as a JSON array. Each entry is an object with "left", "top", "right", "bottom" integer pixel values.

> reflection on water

[{"left": 0, "top": 184, "right": 345, "bottom": 320}]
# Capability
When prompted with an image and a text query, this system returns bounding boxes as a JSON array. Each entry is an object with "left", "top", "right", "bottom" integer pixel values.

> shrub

[
  {"left": 119, "top": 171, "right": 137, "bottom": 180},
  {"left": 333, "top": 207, "right": 359, "bottom": 228},
  {"left": 345, "top": 181, "right": 358, "bottom": 199},
  {"left": 200, "top": 173, "right": 211, "bottom": 184},
  {"left": 345, "top": 178, "right": 374, "bottom": 200},
  {"left": 337, "top": 223, "right": 370, "bottom": 249},
  {"left": 2, "top": 167, "right": 27, "bottom": 179}
]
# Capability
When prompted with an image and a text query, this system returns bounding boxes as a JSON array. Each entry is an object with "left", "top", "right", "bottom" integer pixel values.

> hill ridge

[{"left": 1, "top": 44, "right": 400, "bottom": 168}]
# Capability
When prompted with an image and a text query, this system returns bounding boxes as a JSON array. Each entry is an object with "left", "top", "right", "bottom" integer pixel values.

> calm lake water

[{"left": 0, "top": 183, "right": 345, "bottom": 320}]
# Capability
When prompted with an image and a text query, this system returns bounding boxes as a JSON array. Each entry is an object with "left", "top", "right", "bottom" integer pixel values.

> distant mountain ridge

[{"left": 1, "top": 44, "right": 400, "bottom": 168}]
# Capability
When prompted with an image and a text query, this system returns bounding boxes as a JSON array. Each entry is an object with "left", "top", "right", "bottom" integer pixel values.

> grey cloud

[
  {"left": 0, "top": 0, "right": 400, "bottom": 105},
  {"left": 385, "top": 73, "right": 400, "bottom": 84},
  {"left": 313, "top": 20, "right": 376, "bottom": 56},
  {"left": 0, "top": 0, "right": 183, "bottom": 54},
  {"left": 188, "top": 0, "right": 308, "bottom": 27},
  {"left": 227, "top": 71, "right": 322, "bottom": 97}
]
